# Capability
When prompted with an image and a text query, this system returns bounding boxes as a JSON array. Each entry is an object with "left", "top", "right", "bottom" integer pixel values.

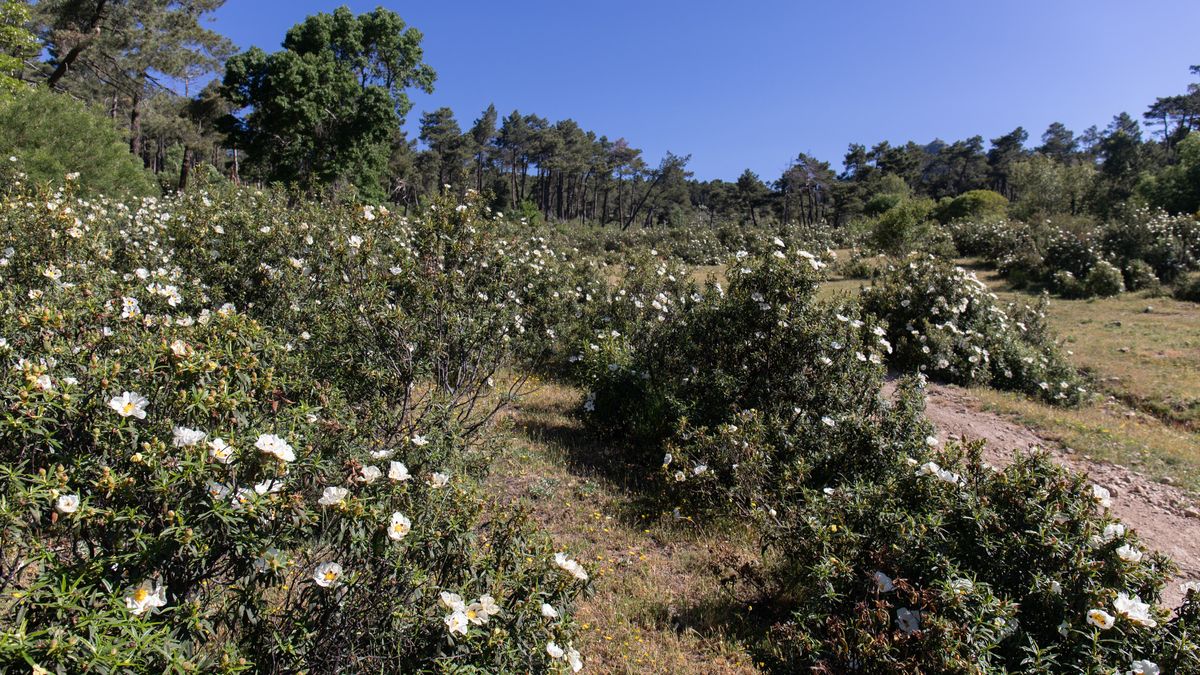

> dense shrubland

[
  {"left": 0, "top": 178, "right": 590, "bottom": 672},
  {"left": 571, "top": 247, "right": 1198, "bottom": 673},
  {"left": 948, "top": 209, "right": 1200, "bottom": 299}
]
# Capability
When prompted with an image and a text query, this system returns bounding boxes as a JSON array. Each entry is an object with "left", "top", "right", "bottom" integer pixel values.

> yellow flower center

[
  {"left": 323, "top": 571, "right": 337, "bottom": 582},
  {"left": 466, "top": 609, "right": 478, "bottom": 620},
  {"left": 133, "top": 589, "right": 148, "bottom": 603},
  {"left": 122, "top": 402, "right": 135, "bottom": 414}
]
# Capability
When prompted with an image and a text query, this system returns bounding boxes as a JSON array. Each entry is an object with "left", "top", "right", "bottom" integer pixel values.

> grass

[{"left": 490, "top": 379, "right": 763, "bottom": 674}]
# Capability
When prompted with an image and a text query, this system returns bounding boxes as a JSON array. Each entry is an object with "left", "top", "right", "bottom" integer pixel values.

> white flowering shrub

[
  {"left": 764, "top": 443, "right": 1199, "bottom": 673},
  {"left": 861, "top": 255, "right": 1085, "bottom": 405},
  {"left": 0, "top": 184, "right": 588, "bottom": 672}
]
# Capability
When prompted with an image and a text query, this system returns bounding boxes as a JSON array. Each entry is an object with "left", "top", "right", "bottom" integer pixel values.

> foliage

[
  {"left": 0, "top": 0, "right": 37, "bottom": 99},
  {"left": 222, "top": 7, "right": 435, "bottom": 200},
  {"left": 861, "top": 256, "right": 1085, "bottom": 405},
  {"left": 1084, "top": 260, "right": 1126, "bottom": 297},
  {"left": 0, "top": 88, "right": 156, "bottom": 196},
  {"left": 0, "top": 184, "right": 587, "bottom": 672},
  {"left": 934, "top": 189, "right": 1009, "bottom": 224}
]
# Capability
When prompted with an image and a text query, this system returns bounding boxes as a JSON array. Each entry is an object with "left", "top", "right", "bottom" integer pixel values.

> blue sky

[{"left": 208, "top": 0, "right": 1200, "bottom": 181}]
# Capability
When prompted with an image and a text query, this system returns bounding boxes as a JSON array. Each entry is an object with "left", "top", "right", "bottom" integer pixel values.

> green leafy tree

[
  {"left": 0, "top": 0, "right": 38, "bottom": 99},
  {"left": 222, "top": 6, "right": 435, "bottom": 199},
  {"left": 1009, "top": 154, "right": 1096, "bottom": 218}
]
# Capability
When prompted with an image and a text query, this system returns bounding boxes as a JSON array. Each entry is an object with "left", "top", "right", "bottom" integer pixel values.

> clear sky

[{"left": 207, "top": 0, "right": 1200, "bottom": 181}]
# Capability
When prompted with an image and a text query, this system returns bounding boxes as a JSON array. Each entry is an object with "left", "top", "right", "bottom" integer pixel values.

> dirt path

[{"left": 916, "top": 382, "right": 1200, "bottom": 608}]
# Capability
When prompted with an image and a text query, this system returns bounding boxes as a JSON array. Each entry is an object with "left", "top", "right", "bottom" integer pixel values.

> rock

[
  {"left": 1160, "top": 476, "right": 1175, "bottom": 485},
  {"left": 1185, "top": 507, "right": 1200, "bottom": 520}
]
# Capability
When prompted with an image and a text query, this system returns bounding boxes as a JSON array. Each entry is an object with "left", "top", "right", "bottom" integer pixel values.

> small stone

[
  {"left": 1185, "top": 507, "right": 1200, "bottom": 520},
  {"left": 1160, "top": 476, "right": 1175, "bottom": 485}
]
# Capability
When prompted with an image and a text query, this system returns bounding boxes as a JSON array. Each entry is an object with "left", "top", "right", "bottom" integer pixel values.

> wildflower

[
  {"left": 949, "top": 578, "right": 974, "bottom": 595},
  {"left": 253, "top": 548, "right": 286, "bottom": 572},
  {"left": 208, "top": 438, "right": 234, "bottom": 463},
  {"left": 896, "top": 607, "right": 921, "bottom": 634},
  {"left": 554, "top": 552, "right": 589, "bottom": 581},
  {"left": 429, "top": 472, "right": 450, "bottom": 488},
  {"left": 1113, "top": 592, "right": 1157, "bottom": 627},
  {"left": 120, "top": 296, "right": 140, "bottom": 319},
  {"left": 108, "top": 391, "right": 149, "bottom": 419},
  {"left": 820, "top": 416, "right": 836, "bottom": 428},
  {"left": 541, "top": 603, "right": 559, "bottom": 619},
  {"left": 125, "top": 580, "right": 167, "bottom": 615},
  {"left": 172, "top": 426, "right": 207, "bottom": 448},
  {"left": 925, "top": 436, "right": 939, "bottom": 447},
  {"left": 1116, "top": 544, "right": 1143, "bottom": 563},
  {"left": 1087, "top": 608, "right": 1115, "bottom": 629},
  {"left": 318, "top": 486, "right": 349, "bottom": 507},
  {"left": 359, "top": 465, "right": 382, "bottom": 483},
  {"left": 388, "top": 461, "right": 411, "bottom": 482},
  {"left": 546, "top": 642, "right": 565, "bottom": 659},
  {"left": 255, "top": 433, "right": 296, "bottom": 462},
  {"left": 170, "top": 340, "right": 191, "bottom": 357},
  {"left": 873, "top": 571, "right": 894, "bottom": 592},
  {"left": 313, "top": 562, "right": 343, "bottom": 588},
  {"left": 1128, "top": 660, "right": 1160, "bottom": 675},
  {"left": 566, "top": 647, "right": 583, "bottom": 672},
  {"left": 387, "top": 512, "right": 411, "bottom": 541},
  {"left": 444, "top": 610, "right": 469, "bottom": 635},
  {"left": 692, "top": 464, "right": 707, "bottom": 476},
  {"left": 254, "top": 478, "right": 284, "bottom": 495},
  {"left": 411, "top": 434, "right": 429, "bottom": 446},
  {"left": 440, "top": 591, "right": 466, "bottom": 612},
  {"left": 1091, "top": 484, "right": 1112, "bottom": 508},
  {"left": 55, "top": 494, "right": 80, "bottom": 514}
]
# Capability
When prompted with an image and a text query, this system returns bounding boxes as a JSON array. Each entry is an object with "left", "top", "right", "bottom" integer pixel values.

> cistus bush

[
  {"left": 862, "top": 255, "right": 1086, "bottom": 405},
  {"left": 1084, "top": 260, "right": 1127, "bottom": 297},
  {"left": 0, "top": 184, "right": 589, "bottom": 672},
  {"left": 764, "top": 443, "right": 1199, "bottom": 673}
]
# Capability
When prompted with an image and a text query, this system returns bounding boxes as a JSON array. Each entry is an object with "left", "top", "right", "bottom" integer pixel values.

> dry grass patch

[{"left": 489, "top": 379, "right": 762, "bottom": 674}]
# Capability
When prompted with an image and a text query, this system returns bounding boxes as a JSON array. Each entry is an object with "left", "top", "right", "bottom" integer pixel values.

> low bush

[
  {"left": 861, "top": 256, "right": 1086, "bottom": 405},
  {"left": 0, "top": 184, "right": 588, "bottom": 672},
  {"left": 1085, "top": 260, "right": 1127, "bottom": 297}
]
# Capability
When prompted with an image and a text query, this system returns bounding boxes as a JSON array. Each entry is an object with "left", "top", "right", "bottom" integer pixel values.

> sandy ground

[{"left": 916, "top": 382, "right": 1200, "bottom": 608}]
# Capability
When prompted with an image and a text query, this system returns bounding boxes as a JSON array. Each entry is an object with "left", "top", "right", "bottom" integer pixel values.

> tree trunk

[
  {"left": 129, "top": 90, "right": 143, "bottom": 162},
  {"left": 45, "top": 0, "right": 110, "bottom": 89},
  {"left": 178, "top": 147, "right": 192, "bottom": 191}
]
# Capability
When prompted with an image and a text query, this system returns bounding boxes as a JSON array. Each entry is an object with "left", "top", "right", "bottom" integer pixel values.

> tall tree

[
  {"left": 467, "top": 103, "right": 496, "bottom": 194},
  {"left": 986, "top": 126, "right": 1028, "bottom": 198},
  {"left": 0, "top": 0, "right": 38, "bottom": 98},
  {"left": 222, "top": 6, "right": 435, "bottom": 199},
  {"left": 1037, "top": 122, "right": 1078, "bottom": 162}
]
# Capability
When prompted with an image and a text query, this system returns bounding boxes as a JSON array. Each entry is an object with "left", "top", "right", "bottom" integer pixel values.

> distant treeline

[{"left": 2, "top": 1, "right": 1198, "bottom": 224}]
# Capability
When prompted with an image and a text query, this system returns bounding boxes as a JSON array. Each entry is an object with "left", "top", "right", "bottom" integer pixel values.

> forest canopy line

[{"left": 0, "top": 2, "right": 1195, "bottom": 225}]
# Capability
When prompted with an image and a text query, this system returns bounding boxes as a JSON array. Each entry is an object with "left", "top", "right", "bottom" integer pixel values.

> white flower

[
  {"left": 410, "top": 433, "right": 429, "bottom": 447},
  {"left": 440, "top": 591, "right": 466, "bottom": 612},
  {"left": 1128, "top": 660, "right": 1160, "bottom": 675},
  {"left": 108, "top": 391, "right": 149, "bottom": 419},
  {"left": 348, "top": 235, "right": 363, "bottom": 249},
  {"left": 444, "top": 610, "right": 469, "bottom": 635},
  {"left": 820, "top": 416, "right": 836, "bottom": 428},
  {"left": 692, "top": 464, "right": 707, "bottom": 476},
  {"left": 1113, "top": 592, "right": 1157, "bottom": 627},
  {"left": 924, "top": 436, "right": 939, "bottom": 447},
  {"left": 255, "top": 433, "right": 296, "bottom": 462},
  {"left": 318, "top": 486, "right": 349, "bottom": 507},
  {"left": 429, "top": 472, "right": 450, "bottom": 488},
  {"left": 1091, "top": 484, "right": 1113, "bottom": 508},
  {"left": 873, "top": 571, "right": 894, "bottom": 592},
  {"left": 662, "top": 453, "right": 673, "bottom": 467},
  {"left": 554, "top": 552, "right": 589, "bottom": 581},
  {"left": 546, "top": 641, "right": 565, "bottom": 659},
  {"left": 253, "top": 547, "right": 286, "bottom": 572},
  {"left": 120, "top": 296, "right": 141, "bottom": 319},
  {"left": 359, "top": 465, "right": 382, "bottom": 483},
  {"left": 55, "top": 494, "right": 80, "bottom": 514},
  {"left": 896, "top": 607, "right": 921, "bottom": 634},
  {"left": 387, "top": 512, "right": 411, "bottom": 541},
  {"left": 949, "top": 578, "right": 974, "bottom": 595},
  {"left": 1116, "top": 544, "right": 1143, "bottom": 563},
  {"left": 1087, "top": 608, "right": 1115, "bottom": 629},
  {"left": 475, "top": 594, "right": 500, "bottom": 619},
  {"left": 313, "top": 562, "right": 343, "bottom": 587},
  {"left": 566, "top": 647, "right": 583, "bottom": 672},
  {"left": 124, "top": 580, "right": 167, "bottom": 615},
  {"left": 1181, "top": 580, "right": 1200, "bottom": 595},
  {"left": 172, "top": 426, "right": 207, "bottom": 448},
  {"left": 541, "top": 603, "right": 559, "bottom": 619},
  {"left": 208, "top": 438, "right": 234, "bottom": 463},
  {"left": 254, "top": 478, "right": 284, "bottom": 495},
  {"left": 388, "top": 461, "right": 411, "bottom": 482}
]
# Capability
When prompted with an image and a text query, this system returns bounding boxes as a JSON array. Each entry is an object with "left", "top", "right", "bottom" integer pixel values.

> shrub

[
  {"left": 1084, "top": 260, "right": 1126, "bottom": 297},
  {"left": 861, "top": 256, "right": 1086, "bottom": 405},
  {"left": 0, "top": 184, "right": 588, "bottom": 672},
  {"left": 935, "top": 189, "right": 1009, "bottom": 224},
  {"left": 1124, "top": 259, "right": 1161, "bottom": 292},
  {"left": 0, "top": 88, "right": 157, "bottom": 196},
  {"left": 765, "top": 444, "right": 1199, "bottom": 672},
  {"left": 867, "top": 198, "right": 948, "bottom": 256},
  {"left": 1174, "top": 274, "right": 1200, "bottom": 303}
]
